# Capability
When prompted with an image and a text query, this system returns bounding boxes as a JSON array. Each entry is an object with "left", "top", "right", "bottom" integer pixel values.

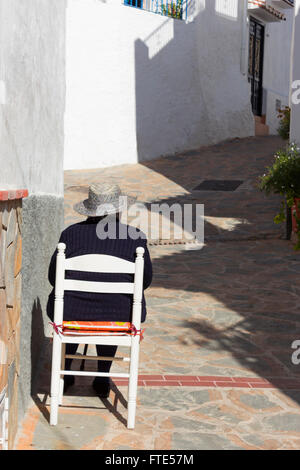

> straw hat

[{"left": 73, "top": 183, "right": 136, "bottom": 217}]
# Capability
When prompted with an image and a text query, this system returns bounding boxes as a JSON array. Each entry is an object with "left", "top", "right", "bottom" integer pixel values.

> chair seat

[{"left": 62, "top": 321, "right": 132, "bottom": 336}]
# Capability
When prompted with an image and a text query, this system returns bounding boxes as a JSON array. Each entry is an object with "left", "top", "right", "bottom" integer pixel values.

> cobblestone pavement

[{"left": 16, "top": 136, "right": 300, "bottom": 450}]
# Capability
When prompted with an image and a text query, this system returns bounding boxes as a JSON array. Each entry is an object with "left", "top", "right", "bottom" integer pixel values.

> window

[
  {"left": 124, "top": 0, "right": 187, "bottom": 21},
  {"left": 125, "top": 0, "right": 143, "bottom": 7}
]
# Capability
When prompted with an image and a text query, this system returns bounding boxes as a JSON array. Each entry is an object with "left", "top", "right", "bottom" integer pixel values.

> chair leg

[
  {"left": 127, "top": 337, "right": 140, "bottom": 429},
  {"left": 50, "top": 334, "right": 62, "bottom": 426},
  {"left": 59, "top": 343, "right": 66, "bottom": 406}
]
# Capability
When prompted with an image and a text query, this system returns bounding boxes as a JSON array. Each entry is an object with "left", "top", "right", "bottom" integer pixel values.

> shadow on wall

[
  {"left": 18, "top": 297, "right": 46, "bottom": 418},
  {"left": 135, "top": 0, "right": 251, "bottom": 164},
  {"left": 30, "top": 298, "right": 46, "bottom": 396}
]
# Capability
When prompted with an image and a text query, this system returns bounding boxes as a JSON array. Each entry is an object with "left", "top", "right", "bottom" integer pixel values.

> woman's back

[{"left": 47, "top": 218, "right": 152, "bottom": 323}]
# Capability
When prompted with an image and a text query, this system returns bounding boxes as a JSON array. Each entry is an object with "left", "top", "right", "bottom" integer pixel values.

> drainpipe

[
  {"left": 291, "top": 0, "right": 300, "bottom": 144},
  {"left": 289, "top": 5, "right": 295, "bottom": 107},
  {"left": 241, "top": 0, "right": 249, "bottom": 75}
]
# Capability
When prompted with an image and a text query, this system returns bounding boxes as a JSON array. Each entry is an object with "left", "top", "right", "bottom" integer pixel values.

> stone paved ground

[
  {"left": 63, "top": 136, "right": 285, "bottom": 242},
  {"left": 16, "top": 136, "right": 300, "bottom": 450}
]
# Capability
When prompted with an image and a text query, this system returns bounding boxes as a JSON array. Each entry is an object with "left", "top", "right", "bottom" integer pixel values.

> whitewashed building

[
  {"left": 248, "top": 0, "right": 295, "bottom": 135},
  {"left": 64, "top": 0, "right": 295, "bottom": 170},
  {"left": 0, "top": 0, "right": 66, "bottom": 447}
]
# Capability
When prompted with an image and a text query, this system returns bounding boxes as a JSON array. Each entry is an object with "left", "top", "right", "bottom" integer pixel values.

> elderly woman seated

[{"left": 47, "top": 184, "right": 153, "bottom": 398}]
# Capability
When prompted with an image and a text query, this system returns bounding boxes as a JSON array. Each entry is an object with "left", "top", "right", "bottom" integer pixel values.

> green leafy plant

[
  {"left": 161, "top": 0, "right": 182, "bottom": 19},
  {"left": 277, "top": 106, "right": 290, "bottom": 141},
  {"left": 292, "top": 200, "right": 300, "bottom": 250},
  {"left": 259, "top": 143, "right": 300, "bottom": 249}
]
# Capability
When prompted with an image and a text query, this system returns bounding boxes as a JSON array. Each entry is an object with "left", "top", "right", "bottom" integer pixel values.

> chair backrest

[{"left": 53, "top": 243, "right": 145, "bottom": 328}]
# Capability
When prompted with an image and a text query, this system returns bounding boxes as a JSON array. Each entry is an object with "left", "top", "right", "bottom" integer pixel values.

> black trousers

[{"left": 65, "top": 343, "right": 117, "bottom": 382}]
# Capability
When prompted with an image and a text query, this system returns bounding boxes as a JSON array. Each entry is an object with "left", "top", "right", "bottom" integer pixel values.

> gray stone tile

[{"left": 172, "top": 431, "right": 243, "bottom": 450}]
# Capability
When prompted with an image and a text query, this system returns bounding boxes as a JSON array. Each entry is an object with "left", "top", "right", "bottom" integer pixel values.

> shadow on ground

[{"left": 148, "top": 239, "right": 300, "bottom": 401}]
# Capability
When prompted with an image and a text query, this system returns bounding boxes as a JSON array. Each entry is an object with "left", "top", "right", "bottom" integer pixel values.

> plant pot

[{"left": 292, "top": 198, "right": 300, "bottom": 233}]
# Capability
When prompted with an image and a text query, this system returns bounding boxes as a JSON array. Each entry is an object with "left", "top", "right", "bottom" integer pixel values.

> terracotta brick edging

[
  {"left": 0, "top": 189, "right": 28, "bottom": 201},
  {"left": 112, "top": 375, "right": 300, "bottom": 390}
]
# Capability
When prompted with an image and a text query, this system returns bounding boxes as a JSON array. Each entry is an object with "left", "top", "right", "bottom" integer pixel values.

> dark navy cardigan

[{"left": 47, "top": 218, "right": 153, "bottom": 323}]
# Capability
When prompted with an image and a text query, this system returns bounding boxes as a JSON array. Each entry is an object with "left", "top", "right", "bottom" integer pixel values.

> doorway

[{"left": 248, "top": 17, "right": 265, "bottom": 117}]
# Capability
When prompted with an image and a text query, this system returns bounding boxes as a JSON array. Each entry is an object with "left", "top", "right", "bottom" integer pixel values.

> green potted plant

[
  {"left": 259, "top": 143, "right": 300, "bottom": 250},
  {"left": 277, "top": 106, "right": 291, "bottom": 141},
  {"left": 161, "top": 0, "right": 183, "bottom": 19}
]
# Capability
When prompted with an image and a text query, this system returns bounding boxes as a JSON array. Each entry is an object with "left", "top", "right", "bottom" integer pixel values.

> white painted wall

[
  {"left": 291, "top": 0, "right": 300, "bottom": 144},
  {"left": 0, "top": 0, "right": 66, "bottom": 196},
  {"left": 263, "top": 7, "right": 294, "bottom": 134},
  {"left": 64, "top": 0, "right": 254, "bottom": 170},
  {"left": 0, "top": 0, "right": 66, "bottom": 430}
]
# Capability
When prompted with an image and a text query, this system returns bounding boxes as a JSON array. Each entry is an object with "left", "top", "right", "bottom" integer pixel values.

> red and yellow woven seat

[
  {"left": 62, "top": 321, "right": 132, "bottom": 336},
  {"left": 50, "top": 321, "right": 144, "bottom": 339}
]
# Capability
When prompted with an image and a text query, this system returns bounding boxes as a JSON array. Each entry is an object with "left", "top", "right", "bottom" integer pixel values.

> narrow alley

[{"left": 16, "top": 136, "right": 300, "bottom": 450}]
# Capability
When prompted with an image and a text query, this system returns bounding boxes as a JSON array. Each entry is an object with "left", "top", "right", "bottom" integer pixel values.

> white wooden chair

[{"left": 49, "top": 243, "right": 145, "bottom": 429}]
